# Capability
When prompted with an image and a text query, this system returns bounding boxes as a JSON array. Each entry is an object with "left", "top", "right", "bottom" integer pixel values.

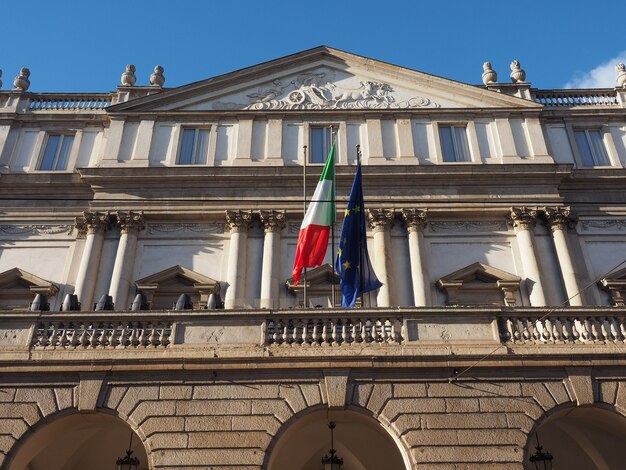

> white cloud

[{"left": 565, "top": 51, "right": 626, "bottom": 88}]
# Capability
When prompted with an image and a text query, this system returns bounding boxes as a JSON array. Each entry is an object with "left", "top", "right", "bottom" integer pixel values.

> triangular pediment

[
  {"left": 0, "top": 268, "right": 58, "bottom": 295},
  {"left": 285, "top": 264, "right": 339, "bottom": 291},
  {"left": 136, "top": 265, "right": 218, "bottom": 290},
  {"left": 109, "top": 47, "right": 540, "bottom": 113},
  {"left": 438, "top": 262, "right": 521, "bottom": 286}
]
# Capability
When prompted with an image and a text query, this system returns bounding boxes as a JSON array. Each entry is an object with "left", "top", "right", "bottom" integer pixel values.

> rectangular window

[
  {"left": 310, "top": 126, "right": 337, "bottom": 164},
  {"left": 39, "top": 134, "right": 74, "bottom": 170},
  {"left": 178, "top": 128, "right": 210, "bottom": 165},
  {"left": 439, "top": 125, "right": 471, "bottom": 162},
  {"left": 575, "top": 129, "right": 610, "bottom": 166}
]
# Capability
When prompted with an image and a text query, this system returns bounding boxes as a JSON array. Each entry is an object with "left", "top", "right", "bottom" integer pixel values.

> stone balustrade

[
  {"left": 2, "top": 308, "right": 626, "bottom": 359},
  {"left": 534, "top": 89, "right": 618, "bottom": 107},
  {"left": 28, "top": 93, "right": 112, "bottom": 111},
  {"left": 33, "top": 318, "right": 172, "bottom": 349},
  {"left": 265, "top": 316, "right": 403, "bottom": 346},
  {"left": 499, "top": 311, "right": 626, "bottom": 344}
]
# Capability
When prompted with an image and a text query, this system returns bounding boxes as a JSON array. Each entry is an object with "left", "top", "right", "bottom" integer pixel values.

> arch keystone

[
  {"left": 77, "top": 372, "right": 107, "bottom": 411},
  {"left": 565, "top": 367, "right": 595, "bottom": 405},
  {"left": 324, "top": 369, "right": 350, "bottom": 408}
]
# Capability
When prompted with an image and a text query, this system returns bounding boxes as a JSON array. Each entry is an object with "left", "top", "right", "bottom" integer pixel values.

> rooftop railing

[
  {"left": 28, "top": 93, "right": 112, "bottom": 111},
  {"left": 534, "top": 89, "right": 619, "bottom": 107}
]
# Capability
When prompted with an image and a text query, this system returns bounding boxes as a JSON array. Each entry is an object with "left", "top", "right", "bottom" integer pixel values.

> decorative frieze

[
  {"left": 74, "top": 211, "right": 111, "bottom": 238},
  {"left": 429, "top": 220, "right": 508, "bottom": 233},
  {"left": 508, "top": 207, "right": 538, "bottom": 231},
  {"left": 259, "top": 210, "right": 286, "bottom": 233},
  {"left": 0, "top": 225, "right": 73, "bottom": 235},
  {"left": 400, "top": 209, "right": 427, "bottom": 233},
  {"left": 148, "top": 223, "right": 226, "bottom": 234},
  {"left": 225, "top": 210, "right": 253, "bottom": 233},
  {"left": 580, "top": 220, "right": 626, "bottom": 231}
]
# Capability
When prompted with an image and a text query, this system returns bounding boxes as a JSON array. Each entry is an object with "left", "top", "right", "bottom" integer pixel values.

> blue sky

[{"left": 1, "top": 0, "right": 624, "bottom": 92}]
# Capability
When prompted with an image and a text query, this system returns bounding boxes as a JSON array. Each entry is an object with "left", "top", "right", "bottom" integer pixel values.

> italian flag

[{"left": 292, "top": 144, "right": 335, "bottom": 285}]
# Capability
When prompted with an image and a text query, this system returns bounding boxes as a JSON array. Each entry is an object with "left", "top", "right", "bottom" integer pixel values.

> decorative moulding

[
  {"left": 0, "top": 268, "right": 59, "bottom": 309},
  {"left": 0, "top": 225, "right": 73, "bottom": 236},
  {"left": 436, "top": 262, "right": 521, "bottom": 307},
  {"left": 598, "top": 266, "right": 626, "bottom": 306}
]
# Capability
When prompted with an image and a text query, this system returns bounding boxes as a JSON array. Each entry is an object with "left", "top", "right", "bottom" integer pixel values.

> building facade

[{"left": 1, "top": 47, "right": 626, "bottom": 469}]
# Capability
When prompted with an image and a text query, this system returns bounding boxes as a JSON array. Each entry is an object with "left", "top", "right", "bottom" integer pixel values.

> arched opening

[
  {"left": 7, "top": 412, "right": 149, "bottom": 470},
  {"left": 267, "top": 408, "right": 409, "bottom": 470},
  {"left": 527, "top": 406, "right": 626, "bottom": 470}
]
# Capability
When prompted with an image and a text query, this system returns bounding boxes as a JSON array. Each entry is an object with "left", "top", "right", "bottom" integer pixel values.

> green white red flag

[{"left": 292, "top": 144, "right": 335, "bottom": 285}]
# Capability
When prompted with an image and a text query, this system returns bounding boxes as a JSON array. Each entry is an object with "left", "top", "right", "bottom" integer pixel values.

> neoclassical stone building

[{"left": 1, "top": 47, "right": 626, "bottom": 469}]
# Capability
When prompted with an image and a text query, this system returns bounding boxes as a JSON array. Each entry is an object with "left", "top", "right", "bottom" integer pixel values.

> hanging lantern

[
  {"left": 116, "top": 432, "right": 140, "bottom": 470},
  {"left": 529, "top": 433, "right": 553, "bottom": 470},
  {"left": 321, "top": 421, "right": 343, "bottom": 470}
]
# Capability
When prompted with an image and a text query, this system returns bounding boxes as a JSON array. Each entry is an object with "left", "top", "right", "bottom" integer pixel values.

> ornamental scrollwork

[{"left": 213, "top": 71, "right": 439, "bottom": 110}]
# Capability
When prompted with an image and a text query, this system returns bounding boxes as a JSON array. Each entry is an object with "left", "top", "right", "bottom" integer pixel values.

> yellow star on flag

[{"left": 342, "top": 260, "right": 351, "bottom": 270}]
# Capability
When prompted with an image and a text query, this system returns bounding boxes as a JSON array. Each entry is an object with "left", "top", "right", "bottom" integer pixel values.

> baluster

[
  {"left": 521, "top": 319, "right": 531, "bottom": 342},
  {"left": 138, "top": 323, "right": 147, "bottom": 347},
  {"left": 600, "top": 317, "right": 610, "bottom": 342},
  {"left": 590, "top": 317, "right": 600, "bottom": 342},
  {"left": 39, "top": 323, "right": 50, "bottom": 347},
  {"left": 129, "top": 323, "right": 138, "bottom": 347},
  {"left": 380, "top": 319, "right": 389, "bottom": 343},
  {"left": 619, "top": 317, "right": 626, "bottom": 343},
  {"left": 149, "top": 323, "right": 159, "bottom": 346},
  {"left": 282, "top": 320, "right": 290, "bottom": 346},
  {"left": 579, "top": 318, "right": 591, "bottom": 342},
  {"left": 78, "top": 323, "right": 89, "bottom": 347},
  {"left": 322, "top": 320, "right": 330, "bottom": 346},
  {"left": 49, "top": 323, "right": 60, "bottom": 347},
  {"left": 97, "top": 323, "right": 108, "bottom": 347},
  {"left": 297, "top": 319, "right": 305, "bottom": 345},
  {"left": 272, "top": 320, "right": 280, "bottom": 345},
  {"left": 58, "top": 324, "right": 68, "bottom": 348},
  {"left": 312, "top": 320, "right": 320, "bottom": 346},
  {"left": 550, "top": 318, "right": 561, "bottom": 342},
  {"left": 344, "top": 319, "right": 352, "bottom": 345},
  {"left": 510, "top": 318, "right": 520, "bottom": 342},
  {"left": 67, "top": 323, "right": 78, "bottom": 348},
  {"left": 390, "top": 319, "right": 399, "bottom": 344},
  {"left": 608, "top": 317, "right": 620, "bottom": 342},
  {"left": 119, "top": 323, "right": 129, "bottom": 347},
  {"left": 567, "top": 318, "right": 579, "bottom": 343},
  {"left": 159, "top": 323, "right": 167, "bottom": 346}
]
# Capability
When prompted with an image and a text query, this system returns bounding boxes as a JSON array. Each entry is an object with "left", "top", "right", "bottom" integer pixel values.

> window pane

[
  {"left": 179, "top": 129, "right": 196, "bottom": 165},
  {"left": 588, "top": 130, "right": 610, "bottom": 166},
  {"left": 40, "top": 135, "right": 60, "bottom": 170},
  {"left": 55, "top": 135, "right": 74, "bottom": 170},
  {"left": 453, "top": 126, "right": 471, "bottom": 162},
  {"left": 439, "top": 126, "right": 455, "bottom": 162},
  {"left": 310, "top": 128, "right": 325, "bottom": 163},
  {"left": 194, "top": 129, "right": 210, "bottom": 164},
  {"left": 575, "top": 130, "right": 594, "bottom": 166}
]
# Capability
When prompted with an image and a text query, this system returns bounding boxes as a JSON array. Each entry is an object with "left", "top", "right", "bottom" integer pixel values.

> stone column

[
  {"left": 74, "top": 211, "right": 111, "bottom": 310},
  {"left": 224, "top": 210, "right": 252, "bottom": 309},
  {"left": 543, "top": 207, "right": 583, "bottom": 306},
  {"left": 508, "top": 207, "right": 547, "bottom": 306},
  {"left": 109, "top": 211, "right": 145, "bottom": 310},
  {"left": 368, "top": 209, "right": 394, "bottom": 307},
  {"left": 401, "top": 209, "right": 429, "bottom": 306},
  {"left": 259, "top": 210, "right": 286, "bottom": 309}
]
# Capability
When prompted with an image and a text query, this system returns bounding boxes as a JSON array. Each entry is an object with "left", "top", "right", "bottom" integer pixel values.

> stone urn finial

[
  {"left": 150, "top": 65, "right": 165, "bottom": 87},
  {"left": 121, "top": 64, "right": 136, "bottom": 86},
  {"left": 0, "top": 69, "right": 3, "bottom": 89},
  {"left": 482, "top": 61, "right": 497, "bottom": 85},
  {"left": 13, "top": 67, "right": 30, "bottom": 91},
  {"left": 616, "top": 63, "right": 626, "bottom": 88},
  {"left": 510, "top": 60, "right": 526, "bottom": 83}
]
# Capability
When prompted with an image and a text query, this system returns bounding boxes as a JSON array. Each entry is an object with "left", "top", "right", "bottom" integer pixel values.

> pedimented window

[
  {"left": 135, "top": 265, "right": 220, "bottom": 310},
  {"left": 599, "top": 267, "right": 626, "bottom": 306},
  {"left": 0, "top": 268, "right": 58, "bottom": 310},
  {"left": 286, "top": 264, "right": 340, "bottom": 308},
  {"left": 436, "top": 262, "right": 521, "bottom": 307}
]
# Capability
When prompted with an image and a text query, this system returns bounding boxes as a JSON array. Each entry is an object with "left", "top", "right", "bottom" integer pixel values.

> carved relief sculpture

[
  {"left": 508, "top": 207, "right": 538, "bottom": 231},
  {"left": 116, "top": 211, "right": 146, "bottom": 234},
  {"left": 401, "top": 209, "right": 427, "bottom": 232},
  {"left": 368, "top": 208, "right": 395, "bottom": 232},
  {"left": 74, "top": 211, "right": 111, "bottom": 238},
  {"left": 541, "top": 207, "right": 575, "bottom": 231},
  {"left": 259, "top": 210, "right": 287, "bottom": 233},
  {"left": 225, "top": 210, "right": 253, "bottom": 232}
]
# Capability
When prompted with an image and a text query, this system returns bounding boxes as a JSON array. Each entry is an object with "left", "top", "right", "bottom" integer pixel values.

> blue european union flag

[{"left": 335, "top": 161, "right": 382, "bottom": 307}]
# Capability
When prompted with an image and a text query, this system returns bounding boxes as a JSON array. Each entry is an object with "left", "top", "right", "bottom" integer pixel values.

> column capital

[
  {"left": 508, "top": 207, "right": 538, "bottom": 231},
  {"left": 226, "top": 210, "right": 252, "bottom": 233},
  {"left": 259, "top": 210, "right": 286, "bottom": 233},
  {"left": 542, "top": 206, "right": 576, "bottom": 231},
  {"left": 115, "top": 211, "right": 145, "bottom": 234},
  {"left": 75, "top": 211, "right": 111, "bottom": 238},
  {"left": 368, "top": 208, "right": 394, "bottom": 233},
  {"left": 400, "top": 208, "right": 427, "bottom": 233}
]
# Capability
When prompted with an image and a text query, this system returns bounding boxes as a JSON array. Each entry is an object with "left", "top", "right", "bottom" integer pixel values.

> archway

[
  {"left": 7, "top": 412, "right": 149, "bottom": 470},
  {"left": 527, "top": 406, "right": 626, "bottom": 470},
  {"left": 266, "top": 408, "right": 409, "bottom": 470}
]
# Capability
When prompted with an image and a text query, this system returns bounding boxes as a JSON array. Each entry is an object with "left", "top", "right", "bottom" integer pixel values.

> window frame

[
  {"left": 308, "top": 125, "right": 339, "bottom": 165},
  {"left": 37, "top": 132, "right": 75, "bottom": 171},
  {"left": 572, "top": 127, "right": 612, "bottom": 168},
  {"left": 176, "top": 126, "right": 211, "bottom": 165},
  {"left": 436, "top": 122, "right": 473, "bottom": 163}
]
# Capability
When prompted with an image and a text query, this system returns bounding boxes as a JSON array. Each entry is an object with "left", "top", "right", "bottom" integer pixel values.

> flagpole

[
  {"left": 356, "top": 144, "right": 366, "bottom": 309},
  {"left": 302, "top": 145, "right": 308, "bottom": 308},
  {"left": 330, "top": 127, "right": 336, "bottom": 309}
]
